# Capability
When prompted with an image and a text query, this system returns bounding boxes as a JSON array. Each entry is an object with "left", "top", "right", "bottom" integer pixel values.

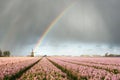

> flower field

[
  {"left": 0, "top": 57, "right": 40, "bottom": 80},
  {"left": 18, "top": 58, "right": 69, "bottom": 80},
  {"left": 0, "top": 57, "right": 120, "bottom": 80},
  {"left": 48, "top": 57, "right": 120, "bottom": 80}
]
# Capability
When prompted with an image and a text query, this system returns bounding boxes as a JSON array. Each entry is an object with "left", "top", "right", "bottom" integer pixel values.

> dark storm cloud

[
  {"left": 0, "top": 0, "right": 73, "bottom": 50},
  {"left": 48, "top": 0, "right": 120, "bottom": 46},
  {"left": 94, "top": 0, "right": 120, "bottom": 45},
  {"left": 0, "top": 0, "right": 120, "bottom": 55}
]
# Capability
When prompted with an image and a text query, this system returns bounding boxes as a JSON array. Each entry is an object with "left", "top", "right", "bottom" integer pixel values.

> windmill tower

[{"left": 31, "top": 49, "right": 34, "bottom": 57}]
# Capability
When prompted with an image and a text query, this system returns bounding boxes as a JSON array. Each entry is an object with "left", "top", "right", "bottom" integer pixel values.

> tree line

[
  {"left": 0, "top": 50, "right": 11, "bottom": 57},
  {"left": 105, "top": 53, "right": 120, "bottom": 57}
]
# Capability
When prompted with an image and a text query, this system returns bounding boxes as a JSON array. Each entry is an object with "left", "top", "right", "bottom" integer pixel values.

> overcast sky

[{"left": 0, "top": 0, "right": 120, "bottom": 56}]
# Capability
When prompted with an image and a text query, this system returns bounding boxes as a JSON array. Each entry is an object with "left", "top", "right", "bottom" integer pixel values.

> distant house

[
  {"left": 105, "top": 53, "right": 120, "bottom": 57},
  {"left": 43, "top": 55, "right": 47, "bottom": 57}
]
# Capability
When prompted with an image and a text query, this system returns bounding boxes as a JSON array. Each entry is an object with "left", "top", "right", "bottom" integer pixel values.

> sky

[{"left": 0, "top": 0, "right": 120, "bottom": 56}]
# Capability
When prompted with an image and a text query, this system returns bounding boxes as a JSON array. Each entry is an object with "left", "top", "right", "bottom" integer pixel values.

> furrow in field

[
  {"left": 48, "top": 57, "right": 120, "bottom": 80},
  {"left": 17, "top": 57, "right": 69, "bottom": 80},
  {"left": 0, "top": 57, "right": 40, "bottom": 80},
  {"left": 56, "top": 58, "right": 120, "bottom": 74}
]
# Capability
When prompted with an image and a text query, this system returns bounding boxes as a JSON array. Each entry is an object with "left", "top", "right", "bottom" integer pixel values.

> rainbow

[{"left": 33, "top": 2, "right": 76, "bottom": 52}]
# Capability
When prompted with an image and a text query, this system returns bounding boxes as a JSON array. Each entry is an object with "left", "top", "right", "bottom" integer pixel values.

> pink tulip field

[{"left": 0, "top": 57, "right": 120, "bottom": 80}]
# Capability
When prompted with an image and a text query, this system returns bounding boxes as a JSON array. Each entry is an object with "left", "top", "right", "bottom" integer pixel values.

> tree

[
  {"left": 3, "top": 51, "right": 10, "bottom": 57},
  {"left": 0, "top": 50, "right": 2, "bottom": 57}
]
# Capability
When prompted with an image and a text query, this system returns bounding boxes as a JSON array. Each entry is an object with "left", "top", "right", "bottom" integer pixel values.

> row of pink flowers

[
  {"left": 0, "top": 57, "right": 40, "bottom": 79},
  {"left": 0, "top": 57, "right": 38, "bottom": 65},
  {"left": 48, "top": 57, "right": 120, "bottom": 80},
  {"left": 56, "top": 56, "right": 120, "bottom": 66},
  {"left": 55, "top": 57, "right": 120, "bottom": 74},
  {"left": 18, "top": 57, "right": 69, "bottom": 80}
]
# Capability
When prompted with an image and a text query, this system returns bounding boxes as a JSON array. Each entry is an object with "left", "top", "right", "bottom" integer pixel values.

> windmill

[
  {"left": 30, "top": 49, "right": 34, "bottom": 57},
  {"left": 29, "top": 49, "right": 42, "bottom": 57}
]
